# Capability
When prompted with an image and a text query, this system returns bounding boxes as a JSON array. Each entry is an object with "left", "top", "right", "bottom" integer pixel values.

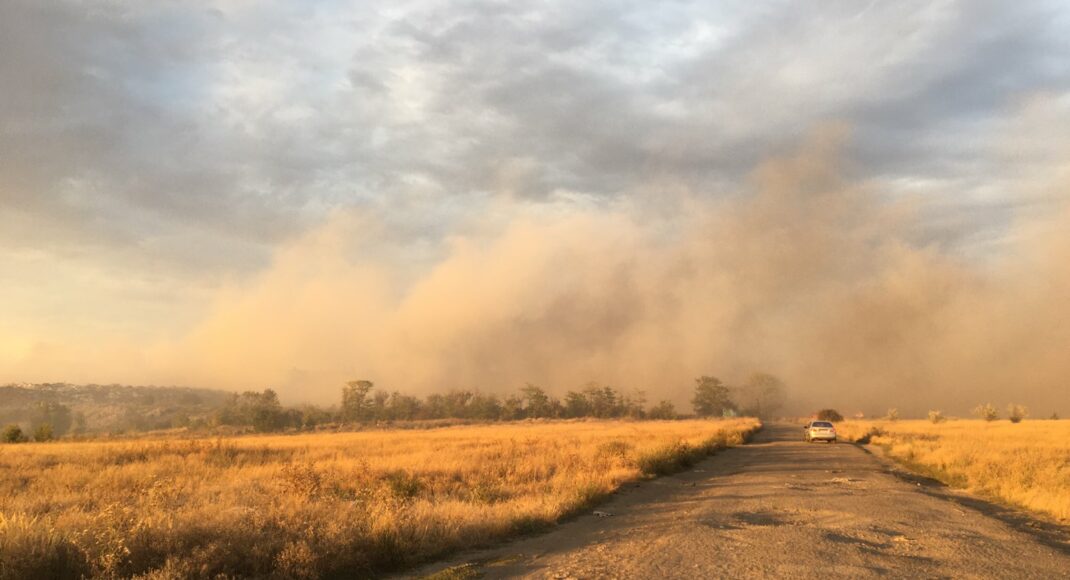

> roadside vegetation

[
  {"left": 838, "top": 418, "right": 1070, "bottom": 522},
  {"left": 0, "top": 418, "right": 758, "bottom": 579},
  {"left": 2, "top": 372, "right": 786, "bottom": 439}
]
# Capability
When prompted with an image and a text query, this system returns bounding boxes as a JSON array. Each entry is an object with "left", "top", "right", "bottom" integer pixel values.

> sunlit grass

[
  {"left": 838, "top": 419, "right": 1070, "bottom": 522},
  {"left": 0, "top": 418, "right": 758, "bottom": 578}
]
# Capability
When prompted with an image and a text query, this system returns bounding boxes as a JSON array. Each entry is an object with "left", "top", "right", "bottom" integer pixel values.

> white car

[{"left": 804, "top": 420, "right": 837, "bottom": 443}]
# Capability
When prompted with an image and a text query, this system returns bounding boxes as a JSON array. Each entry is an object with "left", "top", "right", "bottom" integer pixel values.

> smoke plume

[{"left": 152, "top": 130, "right": 1069, "bottom": 416}]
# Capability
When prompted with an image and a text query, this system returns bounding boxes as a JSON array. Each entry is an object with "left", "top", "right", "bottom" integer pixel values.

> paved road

[{"left": 411, "top": 424, "right": 1070, "bottom": 579}]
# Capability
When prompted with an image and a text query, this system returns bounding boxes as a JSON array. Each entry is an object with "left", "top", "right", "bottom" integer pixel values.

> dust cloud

[{"left": 156, "top": 130, "right": 1070, "bottom": 416}]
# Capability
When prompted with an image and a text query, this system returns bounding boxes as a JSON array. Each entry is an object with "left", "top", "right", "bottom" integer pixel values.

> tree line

[
  {"left": 211, "top": 373, "right": 786, "bottom": 433},
  {"left": 4, "top": 373, "right": 788, "bottom": 439}
]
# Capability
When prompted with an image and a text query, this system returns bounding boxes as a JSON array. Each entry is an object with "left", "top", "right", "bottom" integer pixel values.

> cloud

[{"left": 3, "top": 1, "right": 1068, "bottom": 265}]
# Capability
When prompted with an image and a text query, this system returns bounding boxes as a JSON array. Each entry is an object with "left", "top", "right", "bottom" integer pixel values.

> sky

[{"left": 2, "top": 1, "right": 1069, "bottom": 414}]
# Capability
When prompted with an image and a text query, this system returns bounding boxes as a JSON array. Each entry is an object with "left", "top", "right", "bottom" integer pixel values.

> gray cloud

[{"left": 2, "top": 0, "right": 1069, "bottom": 278}]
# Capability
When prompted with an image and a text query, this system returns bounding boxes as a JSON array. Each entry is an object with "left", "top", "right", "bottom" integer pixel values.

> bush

[
  {"left": 647, "top": 400, "right": 677, "bottom": 420},
  {"left": 855, "top": 427, "right": 885, "bottom": 445},
  {"left": 1007, "top": 404, "right": 1028, "bottom": 424},
  {"left": 973, "top": 403, "right": 998, "bottom": 422},
  {"left": 815, "top": 409, "right": 844, "bottom": 422},
  {"left": 2, "top": 425, "right": 25, "bottom": 444},
  {"left": 885, "top": 408, "right": 900, "bottom": 421},
  {"left": 33, "top": 424, "right": 54, "bottom": 442},
  {"left": 927, "top": 410, "right": 946, "bottom": 424}
]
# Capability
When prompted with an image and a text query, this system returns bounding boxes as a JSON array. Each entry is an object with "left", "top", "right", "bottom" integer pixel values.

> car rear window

[{"left": 812, "top": 421, "right": 833, "bottom": 427}]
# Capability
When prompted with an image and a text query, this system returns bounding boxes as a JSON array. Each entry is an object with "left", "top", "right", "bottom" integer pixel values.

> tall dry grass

[
  {"left": 838, "top": 419, "right": 1070, "bottom": 522},
  {"left": 0, "top": 418, "right": 758, "bottom": 578}
]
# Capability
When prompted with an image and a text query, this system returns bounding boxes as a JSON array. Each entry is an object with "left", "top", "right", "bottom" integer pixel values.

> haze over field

[{"left": 2, "top": 1, "right": 1069, "bottom": 414}]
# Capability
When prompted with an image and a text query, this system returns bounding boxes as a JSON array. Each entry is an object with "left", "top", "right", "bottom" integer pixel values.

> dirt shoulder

[{"left": 406, "top": 424, "right": 1070, "bottom": 579}]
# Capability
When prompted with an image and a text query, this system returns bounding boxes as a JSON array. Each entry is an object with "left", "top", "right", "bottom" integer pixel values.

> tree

[
  {"left": 342, "top": 380, "right": 375, "bottom": 422},
  {"left": 647, "top": 400, "right": 677, "bottom": 420},
  {"left": 520, "top": 384, "right": 552, "bottom": 418},
  {"left": 501, "top": 394, "right": 524, "bottom": 420},
  {"left": 563, "top": 391, "right": 590, "bottom": 418},
  {"left": 246, "top": 391, "right": 284, "bottom": 432},
  {"left": 815, "top": 409, "right": 844, "bottom": 422},
  {"left": 2, "top": 424, "right": 25, "bottom": 443},
  {"left": 1007, "top": 404, "right": 1028, "bottom": 424},
  {"left": 735, "top": 373, "right": 786, "bottom": 418},
  {"left": 31, "top": 402, "right": 73, "bottom": 437},
  {"left": 622, "top": 389, "right": 647, "bottom": 419},
  {"left": 469, "top": 392, "right": 503, "bottom": 420},
  {"left": 371, "top": 391, "right": 389, "bottom": 419},
  {"left": 927, "top": 410, "right": 946, "bottom": 424},
  {"left": 386, "top": 392, "right": 421, "bottom": 420},
  {"left": 424, "top": 393, "right": 448, "bottom": 419},
  {"left": 692, "top": 376, "right": 733, "bottom": 417},
  {"left": 443, "top": 390, "right": 474, "bottom": 418},
  {"left": 297, "top": 405, "right": 332, "bottom": 429},
  {"left": 33, "top": 424, "right": 54, "bottom": 442},
  {"left": 215, "top": 389, "right": 287, "bottom": 432},
  {"left": 973, "top": 403, "right": 998, "bottom": 422},
  {"left": 250, "top": 389, "right": 285, "bottom": 432},
  {"left": 885, "top": 408, "right": 900, "bottom": 422},
  {"left": 582, "top": 384, "right": 622, "bottom": 418}
]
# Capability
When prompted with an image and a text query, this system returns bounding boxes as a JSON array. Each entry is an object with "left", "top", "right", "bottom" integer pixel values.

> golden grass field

[
  {"left": 837, "top": 419, "right": 1070, "bottom": 523},
  {"left": 0, "top": 418, "right": 758, "bottom": 579}
]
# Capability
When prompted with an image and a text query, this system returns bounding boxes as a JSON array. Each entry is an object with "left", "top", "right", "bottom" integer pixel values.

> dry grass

[
  {"left": 838, "top": 419, "right": 1070, "bottom": 522},
  {"left": 0, "top": 418, "right": 758, "bottom": 578}
]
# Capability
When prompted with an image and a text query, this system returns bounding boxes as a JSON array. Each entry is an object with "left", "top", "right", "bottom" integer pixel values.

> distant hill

[{"left": 0, "top": 383, "right": 233, "bottom": 434}]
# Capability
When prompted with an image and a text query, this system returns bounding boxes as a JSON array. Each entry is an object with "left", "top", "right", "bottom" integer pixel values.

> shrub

[
  {"left": 973, "top": 403, "right": 998, "bottom": 422},
  {"left": 2, "top": 425, "right": 25, "bottom": 444},
  {"left": 885, "top": 408, "right": 899, "bottom": 422},
  {"left": 33, "top": 424, "right": 54, "bottom": 442},
  {"left": 927, "top": 410, "right": 946, "bottom": 424},
  {"left": 277, "top": 462, "right": 324, "bottom": 499},
  {"left": 647, "top": 400, "right": 677, "bottom": 420},
  {"left": 382, "top": 470, "right": 424, "bottom": 500},
  {"left": 815, "top": 409, "right": 844, "bottom": 422},
  {"left": 854, "top": 427, "right": 885, "bottom": 444},
  {"left": 1051, "top": 413, "right": 1060, "bottom": 420},
  {"left": 1007, "top": 404, "right": 1028, "bottom": 424},
  {"left": 274, "top": 541, "right": 318, "bottom": 580}
]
